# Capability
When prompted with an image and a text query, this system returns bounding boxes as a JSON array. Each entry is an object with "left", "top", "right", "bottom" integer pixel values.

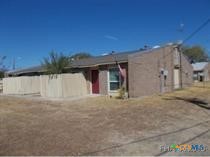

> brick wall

[
  {"left": 98, "top": 63, "right": 128, "bottom": 95},
  {"left": 181, "top": 54, "right": 194, "bottom": 87},
  {"left": 203, "top": 63, "right": 210, "bottom": 81},
  {"left": 120, "top": 63, "right": 128, "bottom": 91},
  {"left": 128, "top": 46, "right": 175, "bottom": 97},
  {"left": 128, "top": 45, "right": 193, "bottom": 97}
]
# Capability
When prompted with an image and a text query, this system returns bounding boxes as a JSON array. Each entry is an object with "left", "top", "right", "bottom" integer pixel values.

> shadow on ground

[
  {"left": 193, "top": 85, "right": 210, "bottom": 89},
  {"left": 163, "top": 96, "right": 210, "bottom": 110},
  {"left": 82, "top": 120, "right": 210, "bottom": 155}
]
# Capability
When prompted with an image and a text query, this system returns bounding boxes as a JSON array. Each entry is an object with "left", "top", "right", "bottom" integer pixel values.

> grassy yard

[{"left": 0, "top": 83, "right": 210, "bottom": 155}]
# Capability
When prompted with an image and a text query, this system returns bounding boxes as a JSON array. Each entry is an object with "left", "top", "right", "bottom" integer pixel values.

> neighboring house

[
  {"left": 6, "top": 43, "right": 193, "bottom": 97},
  {"left": 192, "top": 62, "right": 210, "bottom": 82}
]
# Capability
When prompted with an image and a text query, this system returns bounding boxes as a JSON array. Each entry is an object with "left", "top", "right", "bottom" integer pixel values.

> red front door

[{"left": 91, "top": 70, "right": 99, "bottom": 94}]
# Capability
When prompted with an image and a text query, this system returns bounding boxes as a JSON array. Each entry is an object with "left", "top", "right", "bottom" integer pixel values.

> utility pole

[
  {"left": 12, "top": 57, "right": 22, "bottom": 70},
  {"left": 177, "top": 18, "right": 210, "bottom": 89},
  {"left": 179, "top": 45, "right": 183, "bottom": 89}
]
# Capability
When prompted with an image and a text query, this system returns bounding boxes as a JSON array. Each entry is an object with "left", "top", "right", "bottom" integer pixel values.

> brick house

[{"left": 6, "top": 43, "right": 193, "bottom": 97}]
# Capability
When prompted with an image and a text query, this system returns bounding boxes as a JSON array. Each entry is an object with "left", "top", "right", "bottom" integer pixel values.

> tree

[
  {"left": 0, "top": 71, "right": 4, "bottom": 78},
  {"left": 70, "top": 52, "right": 92, "bottom": 61},
  {"left": 42, "top": 51, "right": 70, "bottom": 74},
  {"left": 0, "top": 56, "right": 7, "bottom": 79},
  {"left": 0, "top": 56, "right": 6, "bottom": 67},
  {"left": 182, "top": 45, "right": 209, "bottom": 63}
]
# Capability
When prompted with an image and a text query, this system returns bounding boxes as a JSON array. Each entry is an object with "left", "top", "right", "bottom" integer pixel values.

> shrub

[{"left": 117, "top": 86, "right": 128, "bottom": 99}]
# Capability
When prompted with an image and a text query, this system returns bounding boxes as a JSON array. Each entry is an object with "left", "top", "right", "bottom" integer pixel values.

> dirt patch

[{"left": 0, "top": 83, "right": 210, "bottom": 155}]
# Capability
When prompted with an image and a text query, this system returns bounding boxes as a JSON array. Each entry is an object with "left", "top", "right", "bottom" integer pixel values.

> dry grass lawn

[{"left": 0, "top": 83, "right": 210, "bottom": 155}]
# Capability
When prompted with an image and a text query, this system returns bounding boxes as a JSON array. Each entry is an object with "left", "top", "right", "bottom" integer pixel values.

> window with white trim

[{"left": 109, "top": 68, "right": 120, "bottom": 91}]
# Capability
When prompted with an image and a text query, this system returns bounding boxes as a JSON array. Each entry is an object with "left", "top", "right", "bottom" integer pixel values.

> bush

[
  {"left": 0, "top": 71, "right": 4, "bottom": 79},
  {"left": 117, "top": 87, "right": 128, "bottom": 99}
]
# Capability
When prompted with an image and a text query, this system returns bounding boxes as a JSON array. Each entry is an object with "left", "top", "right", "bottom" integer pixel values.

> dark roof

[
  {"left": 7, "top": 49, "right": 144, "bottom": 75},
  {"left": 71, "top": 44, "right": 178, "bottom": 67},
  {"left": 71, "top": 49, "right": 143, "bottom": 68},
  {"left": 7, "top": 44, "right": 178, "bottom": 75},
  {"left": 6, "top": 65, "right": 45, "bottom": 75}
]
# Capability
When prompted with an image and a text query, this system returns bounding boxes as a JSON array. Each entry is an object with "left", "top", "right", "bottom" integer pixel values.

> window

[{"left": 109, "top": 68, "right": 120, "bottom": 91}]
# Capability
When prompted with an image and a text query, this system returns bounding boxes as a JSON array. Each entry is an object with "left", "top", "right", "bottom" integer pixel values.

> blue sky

[{"left": 0, "top": 0, "right": 210, "bottom": 69}]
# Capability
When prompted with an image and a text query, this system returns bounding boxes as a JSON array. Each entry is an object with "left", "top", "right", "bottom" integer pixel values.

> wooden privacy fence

[
  {"left": 40, "top": 73, "right": 88, "bottom": 98},
  {"left": 3, "top": 76, "right": 40, "bottom": 95},
  {"left": 3, "top": 73, "right": 88, "bottom": 98}
]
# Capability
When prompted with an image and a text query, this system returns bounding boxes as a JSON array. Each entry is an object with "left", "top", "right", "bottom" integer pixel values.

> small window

[{"left": 109, "top": 68, "right": 120, "bottom": 91}]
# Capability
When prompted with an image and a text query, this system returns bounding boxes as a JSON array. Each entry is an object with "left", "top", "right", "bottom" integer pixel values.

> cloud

[{"left": 104, "top": 35, "right": 118, "bottom": 41}]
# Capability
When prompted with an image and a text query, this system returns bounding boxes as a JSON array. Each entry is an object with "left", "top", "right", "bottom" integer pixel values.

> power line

[
  {"left": 150, "top": 18, "right": 210, "bottom": 67},
  {"left": 182, "top": 18, "right": 210, "bottom": 44},
  {"left": 143, "top": 19, "right": 210, "bottom": 90},
  {"left": 161, "top": 18, "right": 210, "bottom": 60},
  {"left": 179, "top": 18, "right": 210, "bottom": 88}
]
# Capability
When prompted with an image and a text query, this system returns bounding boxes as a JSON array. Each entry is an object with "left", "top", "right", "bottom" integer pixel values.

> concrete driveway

[{"left": 0, "top": 84, "right": 210, "bottom": 156}]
